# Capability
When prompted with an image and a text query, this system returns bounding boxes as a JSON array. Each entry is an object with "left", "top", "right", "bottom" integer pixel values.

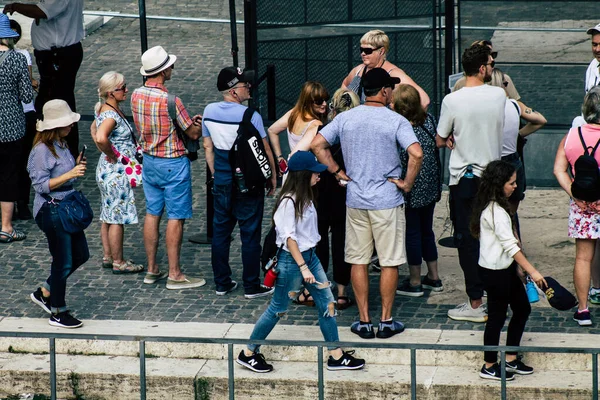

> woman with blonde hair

[
  {"left": 267, "top": 81, "right": 329, "bottom": 174},
  {"left": 28, "top": 99, "right": 88, "bottom": 328},
  {"left": 91, "top": 71, "right": 144, "bottom": 275},
  {"left": 392, "top": 84, "right": 443, "bottom": 297},
  {"left": 342, "top": 29, "right": 429, "bottom": 109}
]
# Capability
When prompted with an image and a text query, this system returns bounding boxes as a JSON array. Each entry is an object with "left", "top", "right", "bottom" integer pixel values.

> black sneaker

[
  {"left": 49, "top": 311, "right": 83, "bottom": 329},
  {"left": 327, "top": 350, "right": 366, "bottom": 371},
  {"left": 216, "top": 281, "right": 238, "bottom": 296},
  {"left": 506, "top": 358, "right": 534, "bottom": 375},
  {"left": 396, "top": 280, "right": 424, "bottom": 297},
  {"left": 573, "top": 309, "right": 592, "bottom": 326},
  {"left": 479, "top": 363, "right": 515, "bottom": 381},
  {"left": 421, "top": 275, "right": 444, "bottom": 292},
  {"left": 30, "top": 288, "right": 51, "bottom": 314},
  {"left": 350, "top": 321, "right": 375, "bottom": 339},
  {"left": 244, "top": 285, "right": 275, "bottom": 299},
  {"left": 376, "top": 319, "right": 405, "bottom": 339},
  {"left": 236, "top": 350, "right": 273, "bottom": 373}
]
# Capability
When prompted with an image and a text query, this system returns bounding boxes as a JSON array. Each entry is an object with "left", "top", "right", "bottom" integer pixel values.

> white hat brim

[
  {"left": 36, "top": 112, "right": 81, "bottom": 132},
  {"left": 140, "top": 54, "right": 177, "bottom": 76}
]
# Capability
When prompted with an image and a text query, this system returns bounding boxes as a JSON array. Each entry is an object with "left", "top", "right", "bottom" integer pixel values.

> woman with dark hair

[
  {"left": 392, "top": 84, "right": 443, "bottom": 297},
  {"left": 267, "top": 81, "right": 329, "bottom": 174},
  {"left": 489, "top": 68, "right": 546, "bottom": 217},
  {"left": 236, "top": 151, "right": 365, "bottom": 373},
  {"left": 0, "top": 13, "right": 33, "bottom": 241},
  {"left": 472, "top": 160, "right": 546, "bottom": 381},
  {"left": 294, "top": 88, "right": 360, "bottom": 309},
  {"left": 554, "top": 85, "right": 600, "bottom": 326},
  {"left": 27, "top": 99, "right": 89, "bottom": 328}
]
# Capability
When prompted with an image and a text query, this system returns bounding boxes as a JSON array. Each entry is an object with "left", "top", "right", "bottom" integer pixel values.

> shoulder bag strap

[{"left": 0, "top": 49, "right": 11, "bottom": 68}]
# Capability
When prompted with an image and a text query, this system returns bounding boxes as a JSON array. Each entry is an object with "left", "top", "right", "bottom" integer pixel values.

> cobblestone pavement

[{"left": 1, "top": 1, "right": 597, "bottom": 335}]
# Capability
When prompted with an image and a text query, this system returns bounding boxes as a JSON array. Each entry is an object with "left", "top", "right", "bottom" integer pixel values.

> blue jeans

[
  {"left": 35, "top": 202, "right": 89, "bottom": 313},
  {"left": 211, "top": 183, "right": 264, "bottom": 292},
  {"left": 248, "top": 248, "right": 339, "bottom": 352}
]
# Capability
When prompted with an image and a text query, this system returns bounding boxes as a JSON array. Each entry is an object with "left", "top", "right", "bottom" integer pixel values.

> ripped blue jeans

[{"left": 248, "top": 248, "right": 339, "bottom": 351}]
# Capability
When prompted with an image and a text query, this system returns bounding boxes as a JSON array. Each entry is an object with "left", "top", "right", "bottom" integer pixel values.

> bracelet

[
  {"left": 298, "top": 262, "right": 307, "bottom": 270},
  {"left": 333, "top": 167, "right": 342, "bottom": 175},
  {"left": 277, "top": 154, "right": 283, "bottom": 159}
]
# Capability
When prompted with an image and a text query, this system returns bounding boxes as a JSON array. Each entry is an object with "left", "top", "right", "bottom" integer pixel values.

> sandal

[
  {"left": 336, "top": 296, "right": 355, "bottom": 310},
  {"left": 101, "top": 257, "right": 113, "bottom": 268},
  {"left": 0, "top": 229, "right": 26, "bottom": 243},
  {"left": 293, "top": 289, "right": 315, "bottom": 307},
  {"left": 112, "top": 260, "right": 145, "bottom": 274}
]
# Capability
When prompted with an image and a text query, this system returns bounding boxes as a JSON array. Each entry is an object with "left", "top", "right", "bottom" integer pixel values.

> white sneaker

[
  {"left": 166, "top": 276, "right": 206, "bottom": 290},
  {"left": 447, "top": 301, "right": 488, "bottom": 323}
]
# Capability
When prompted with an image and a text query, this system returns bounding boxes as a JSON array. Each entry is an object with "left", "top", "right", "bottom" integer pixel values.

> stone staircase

[{"left": 0, "top": 318, "right": 597, "bottom": 399}]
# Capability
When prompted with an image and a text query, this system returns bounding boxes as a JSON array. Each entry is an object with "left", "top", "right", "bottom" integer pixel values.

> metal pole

[
  {"left": 317, "top": 346, "right": 324, "bottom": 400},
  {"left": 228, "top": 0, "right": 239, "bottom": 67},
  {"left": 410, "top": 348, "right": 417, "bottom": 400},
  {"left": 500, "top": 353, "right": 506, "bottom": 400},
  {"left": 266, "top": 64, "right": 276, "bottom": 121},
  {"left": 140, "top": 340, "right": 147, "bottom": 400},
  {"left": 593, "top": 352, "right": 598, "bottom": 400},
  {"left": 228, "top": 344, "right": 235, "bottom": 399},
  {"left": 444, "top": 0, "right": 455, "bottom": 95},
  {"left": 50, "top": 338, "right": 56, "bottom": 400},
  {"left": 244, "top": 0, "right": 258, "bottom": 107},
  {"left": 137, "top": 0, "right": 149, "bottom": 54}
]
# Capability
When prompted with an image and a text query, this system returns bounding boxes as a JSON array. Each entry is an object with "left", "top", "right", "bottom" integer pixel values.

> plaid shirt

[{"left": 130, "top": 82, "right": 193, "bottom": 158}]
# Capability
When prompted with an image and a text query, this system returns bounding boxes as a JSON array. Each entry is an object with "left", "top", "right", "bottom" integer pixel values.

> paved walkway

[{"left": 1, "top": 3, "right": 597, "bottom": 336}]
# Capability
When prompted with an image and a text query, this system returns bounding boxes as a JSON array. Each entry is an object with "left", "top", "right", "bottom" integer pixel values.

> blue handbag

[{"left": 43, "top": 189, "right": 93, "bottom": 233}]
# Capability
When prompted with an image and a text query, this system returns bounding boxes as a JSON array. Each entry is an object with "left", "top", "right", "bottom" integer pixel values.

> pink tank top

[{"left": 564, "top": 124, "right": 600, "bottom": 175}]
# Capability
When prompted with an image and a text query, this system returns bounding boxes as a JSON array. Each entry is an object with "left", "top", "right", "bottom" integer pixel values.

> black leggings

[
  {"left": 316, "top": 218, "right": 351, "bottom": 286},
  {"left": 480, "top": 263, "right": 531, "bottom": 363}
]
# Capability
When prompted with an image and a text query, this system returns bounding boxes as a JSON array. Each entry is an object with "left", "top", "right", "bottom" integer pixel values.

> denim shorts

[{"left": 142, "top": 154, "right": 192, "bottom": 219}]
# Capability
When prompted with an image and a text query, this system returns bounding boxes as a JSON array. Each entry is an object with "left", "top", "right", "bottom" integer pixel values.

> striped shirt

[{"left": 130, "top": 82, "right": 193, "bottom": 158}]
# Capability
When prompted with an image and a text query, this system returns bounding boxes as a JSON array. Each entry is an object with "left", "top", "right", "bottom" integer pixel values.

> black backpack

[
  {"left": 571, "top": 127, "right": 600, "bottom": 202},
  {"left": 229, "top": 108, "right": 272, "bottom": 190}
]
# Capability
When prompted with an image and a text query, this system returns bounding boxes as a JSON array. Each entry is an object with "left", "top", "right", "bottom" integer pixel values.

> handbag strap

[
  {"left": 0, "top": 50, "right": 11, "bottom": 68},
  {"left": 105, "top": 103, "right": 138, "bottom": 146}
]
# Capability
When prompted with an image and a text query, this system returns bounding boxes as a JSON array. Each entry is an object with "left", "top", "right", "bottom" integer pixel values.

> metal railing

[{"left": 0, "top": 330, "right": 598, "bottom": 400}]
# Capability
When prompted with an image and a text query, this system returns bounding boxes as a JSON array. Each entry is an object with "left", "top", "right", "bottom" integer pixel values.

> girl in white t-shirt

[
  {"left": 471, "top": 160, "right": 547, "bottom": 381},
  {"left": 237, "top": 151, "right": 365, "bottom": 373}
]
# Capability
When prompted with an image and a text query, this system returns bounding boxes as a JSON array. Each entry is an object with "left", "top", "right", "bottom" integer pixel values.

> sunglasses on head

[
  {"left": 502, "top": 81, "right": 509, "bottom": 87},
  {"left": 491, "top": 51, "right": 498, "bottom": 59},
  {"left": 360, "top": 46, "right": 381, "bottom": 55}
]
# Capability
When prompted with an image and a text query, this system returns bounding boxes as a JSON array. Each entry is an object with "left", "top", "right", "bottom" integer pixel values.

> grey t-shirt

[{"left": 320, "top": 105, "right": 418, "bottom": 210}]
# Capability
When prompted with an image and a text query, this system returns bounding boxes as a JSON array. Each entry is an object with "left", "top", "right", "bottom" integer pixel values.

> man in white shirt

[
  {"left": 436, "top": 44, "right": 506, "bottom": 323},
  {"left": 3, "top": 0, "right": 84, "bottom": 159}
]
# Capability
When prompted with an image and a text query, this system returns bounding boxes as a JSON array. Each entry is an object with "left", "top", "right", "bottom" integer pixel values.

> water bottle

[
  {"left": 464, "top": 165, "right": 474, "bottom": 179},
  {"left": 263, "top": 263, "right": 279, "bottom": 288},
  {"left": 526, "top": 277, "right": 539, "bottom": 303},
  {"left": 235, "top": 167, "right": 248, "bottom": 193}
]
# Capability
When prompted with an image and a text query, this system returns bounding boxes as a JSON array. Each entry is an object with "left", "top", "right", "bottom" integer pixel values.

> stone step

[
  {"left": 0, "top": 352, "right": 595, "bottom": 400},
  {"left": 0, "top": 317, "right": 597, "bottom": 372}
]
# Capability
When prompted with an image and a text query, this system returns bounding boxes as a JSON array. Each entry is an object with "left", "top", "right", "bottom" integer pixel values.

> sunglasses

[
  {"left": 502, "top": 81, "right": 509, "bottom": 87},
  {"left": 491, "top": 51, "right": 498, "bottom": 59},
  {"left": 360, "top": 46, "right": 381, "bottom": 55},
  {"left": 114, "top": 83, "right": 127, "bottom": 92},
  {"left": 486, "top": 61, "right": 495, "bottom": 68},
  {"left": 313, "top": 97, "right": 329, "bottom": 105}
]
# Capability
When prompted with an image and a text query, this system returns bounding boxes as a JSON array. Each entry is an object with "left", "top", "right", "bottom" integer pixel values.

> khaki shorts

[{"left": 345, "top": 205, "right": 406, "bottom": 267}]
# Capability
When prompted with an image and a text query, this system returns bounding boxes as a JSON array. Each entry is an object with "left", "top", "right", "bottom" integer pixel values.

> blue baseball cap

[{"left": 287, "top": 151, "right": 327, "bottom": 173}]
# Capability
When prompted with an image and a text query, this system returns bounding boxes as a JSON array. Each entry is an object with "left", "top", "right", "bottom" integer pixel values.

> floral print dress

[{"left": 95, "top": 110, "right": 138, "bottom": 225}]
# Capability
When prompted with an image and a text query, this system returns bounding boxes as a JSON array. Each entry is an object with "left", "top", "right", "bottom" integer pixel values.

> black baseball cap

[
  {"left": 362, "top": 68, "right": 400, "bottom": 91},
  {"left": 544, "top": 276, "right": 578, "bottom": 311},
  {"left": 217, "top": 66, "right": 255, "bottom": 91}
]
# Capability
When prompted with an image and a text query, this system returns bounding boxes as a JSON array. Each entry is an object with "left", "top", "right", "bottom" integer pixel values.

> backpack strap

[
  {"left": 578, "top": 126, "right": 592, "bottom": 156},
  {"left": 167, "top": 94, "right": 178, "bottom": 125}
]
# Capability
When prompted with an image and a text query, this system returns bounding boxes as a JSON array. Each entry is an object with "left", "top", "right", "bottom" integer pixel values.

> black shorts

[{"left": 0, "top": 137, "right": 24, "bottom": 202}]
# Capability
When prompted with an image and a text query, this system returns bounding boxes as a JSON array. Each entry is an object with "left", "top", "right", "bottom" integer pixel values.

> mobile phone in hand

[{"left": 79, "top": 145, "right": 87, "bottom": 162}]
